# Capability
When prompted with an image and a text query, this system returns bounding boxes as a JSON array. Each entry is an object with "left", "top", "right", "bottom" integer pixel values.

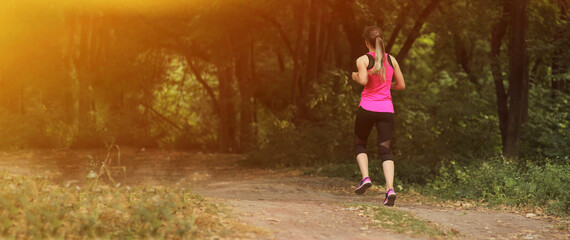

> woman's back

[{"left": 360, "top": 52, "right": 394, "bottom": 113}]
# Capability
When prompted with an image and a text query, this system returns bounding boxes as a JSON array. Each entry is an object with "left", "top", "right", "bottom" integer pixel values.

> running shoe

[
  {"left": 383, "top": 189, "right": 397, "bottom": 206},
  {"left": 354, "top": 177, "right": 372, "bottom": 194}
]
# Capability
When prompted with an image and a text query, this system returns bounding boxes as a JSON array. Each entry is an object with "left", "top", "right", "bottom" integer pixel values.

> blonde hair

[{"left": 363, "top": 26, "right": 386, "bottom": 82}]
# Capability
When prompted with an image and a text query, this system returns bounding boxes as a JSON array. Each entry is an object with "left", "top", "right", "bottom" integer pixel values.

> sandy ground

[{"left": 0, "top": 148, "right": 567, "bottom": 240}]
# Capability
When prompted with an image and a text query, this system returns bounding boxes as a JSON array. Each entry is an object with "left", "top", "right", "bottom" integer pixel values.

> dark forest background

[{"left": 0, "top": 0, "right": 568, "bottom": 185}]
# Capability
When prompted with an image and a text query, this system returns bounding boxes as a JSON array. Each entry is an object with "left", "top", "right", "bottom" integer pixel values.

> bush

[
  {"left": 248, "top": 120, "right": 354, "bottom": 167},
  {"left": 0, "top": 172, "right": 256, "bottom": 239},
  {"left": 248, "top": 69, "right": 501, "bottom": 184},
  {"left": 0, "top": 107, "right": 71, "bottom": 149},
  {"left": 306, "top": 160, "right": 433, "bottom": 189},
  {"left": 426, "top": 158, "right": 570, "bottom": 216},
  {"left": 521, "top": 87, "right": 570, "bottom": 161},
  {"left": 392, "top": 73, "right": 501, "bottom": 176},
  {"left": 248, "top": 70, "right": 358, "bottom": 167}
]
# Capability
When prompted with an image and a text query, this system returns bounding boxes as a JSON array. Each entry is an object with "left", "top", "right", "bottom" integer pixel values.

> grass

[
  {"left": 350, "top": 204, "right": 458, "bottom": 239},
  {"left": 0, "top": 171, "right": 262, "bottom": 239},
  {"left": 309, "top": 158, "right": 570, "bottom": 217},
  {"left": 426, "top": 159, "right": 570, "bottom": 217}
]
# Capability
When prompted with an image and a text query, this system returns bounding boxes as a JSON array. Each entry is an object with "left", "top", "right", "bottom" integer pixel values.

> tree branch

[
  {"left": 232, "top": 3, "right": 295, "bottom": 58},
  {"left": 453, "top": 34, "right": 480, "bottom": 88},
  {"left": 386, "top": 3, "right": 411, "bottom": 53},
  {"left": 396, "top": 0, "right": 442, "bottom": 62},
  {"left": 187, "top": 59, "right": 220, "bottom": 112},
  {"left": 139, "top": 102, "right": 184, "bottom": 131}
]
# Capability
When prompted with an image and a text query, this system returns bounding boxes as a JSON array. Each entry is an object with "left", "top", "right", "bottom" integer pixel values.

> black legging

[{"left": 354, "top": 107, "right": 394, "bottom": 161}]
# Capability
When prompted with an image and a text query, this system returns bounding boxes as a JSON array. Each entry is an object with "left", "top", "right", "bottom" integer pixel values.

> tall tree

[
  {"left": 504, "top": 0, "right": 530, "bottom": 157},
  {"left": 74, "top": 9, "right": 99, "bottom": 147},
  {"left": 490, "top": 1, "right": 510, "bottom": 154},
  {"left": 551, "top": 0, "right": 569, "bottom": 93},
  {"left": 491, "top": 0, "right": 531, "bottom": 157},
  {"left": 236, "top": 38, "right": 256, "bottom": 151},
  {"left": 217, "top": 64, "right": 238, "bottom": 152}
]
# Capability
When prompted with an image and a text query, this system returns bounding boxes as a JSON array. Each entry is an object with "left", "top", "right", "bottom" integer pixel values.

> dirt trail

[{"left": 0, "top": 149, "right": 567, "bottom": 240}]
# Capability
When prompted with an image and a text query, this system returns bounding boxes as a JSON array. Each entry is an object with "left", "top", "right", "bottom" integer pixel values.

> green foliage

[
  {"left": 306, "top": 161, "right": 421, "bottom": 191},
  {"left": 521, "top": 87, "right": 570, "bottom": 161},
  {"left": 249, "top": 120, "right": 355, "bottom": 167},
  {"left": 248, "top": 70, "right": 358, "bottom": 167},
  {"left": 251, "top": 62, "right": 502, "bottom": 185},
  {"left": 0, "top": 172, "right": 256, "bottom": 239},
  {"left": 0, "top": 0, "right": 568, "bottom": 156},
  {"left": 0, "top": 107, "right": 72, "bottom": 149},
  {"left": 426, "top": 158, "right": 570, "bottom": 216},
  {"left": 307, "top": 163, "right": 362, "bottom": 180},
  {"left": 391, "top": 75, "right": 501, "bottom": 181}
]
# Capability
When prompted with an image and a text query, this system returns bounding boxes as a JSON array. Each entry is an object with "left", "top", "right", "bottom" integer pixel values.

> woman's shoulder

[
  {"left": 388, "top": 55, "right": 399, "bottom": 66},
  {"left": 356, "top": 54, "right": 369, "bottom": 65},
  {"left": 357, "top": 54, "right": 370, "bottom": 61}
]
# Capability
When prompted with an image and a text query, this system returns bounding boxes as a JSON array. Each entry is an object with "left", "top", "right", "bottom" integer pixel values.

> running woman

[{"left": 351, "top": 26, "right": 406, "bottom": 206}]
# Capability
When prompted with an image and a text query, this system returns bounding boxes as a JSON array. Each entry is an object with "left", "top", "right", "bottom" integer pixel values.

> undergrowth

[
  {"left": 425, "top": 158, "right": 570, "bottom": 217},
  {"left": 0, "top": 172, "right": 260, "bottom": 239},
  {"left": 305, "top": 161, "right": 428, "bottom": 183},
  {"left": 309, "top": 157, "right": 569, "bottom": 217}
]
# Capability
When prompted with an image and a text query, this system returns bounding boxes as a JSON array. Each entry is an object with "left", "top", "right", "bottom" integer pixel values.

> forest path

[{"left": 0, "top": 149, "right": 566, "bottom": 239}]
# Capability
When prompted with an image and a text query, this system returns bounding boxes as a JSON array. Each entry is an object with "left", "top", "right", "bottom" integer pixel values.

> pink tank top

[{"left": 359, "top": 52, "right": 394, "bottom": 113}]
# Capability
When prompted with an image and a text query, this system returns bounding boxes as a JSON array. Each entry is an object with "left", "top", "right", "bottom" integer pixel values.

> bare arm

[
  {"left": 390, "top": 56, "right": 406, "bottom": 90},
  {"left": 351, "top": 56, "right": 369, "bottom": 86}
]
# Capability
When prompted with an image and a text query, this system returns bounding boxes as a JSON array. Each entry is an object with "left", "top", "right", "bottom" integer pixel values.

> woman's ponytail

[{"left": 372, "top": 36, "right": 386, "bottom": 82}]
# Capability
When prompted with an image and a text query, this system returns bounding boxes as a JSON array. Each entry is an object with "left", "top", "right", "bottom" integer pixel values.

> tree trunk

[
  {"left": 296, "top": 0, "right": 321, "bottom": 121},
  {"left": 64, "top": 16, "right": 76, "bottom": 125},
  {"left": 18, "top": 82, "right": 24, "bottom": 115},
  {"left": 74, "top": 10, "right": 98, "bottom": 147},
  {"left": 504, "top": 0, "right": 530, "bottom": 158},
  {"left": 236, "top": 39, "right": 254, "bottom": 151},
  {"left": 217, "top": 65, "right": 237, "bottom": 152},
  {"left": 333, "top": 0, "right": 363, "bottom": 67},
  {"left": 332, "top": 24, "right": 344, "bottom": 69},
  {"left": 490, "top": 1, "right": 510, "bottom": 152},
  {"left": 250, "top": 39, "right": 258, "bottom": 145},
  {"left": 551, "top": 0, "right": 569, "bottom": 94},
  {"left": 275, "top": 47, "right": 286, "bottom": 72},
  {"left": 317, "top": 9, "right": 329, "bottom": 76},
  {"left": 303, "top": 0, "right": 319, "bottom": 95},
  {"left": 291, "top": 0, "right": 306, "bottom": 110}
]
